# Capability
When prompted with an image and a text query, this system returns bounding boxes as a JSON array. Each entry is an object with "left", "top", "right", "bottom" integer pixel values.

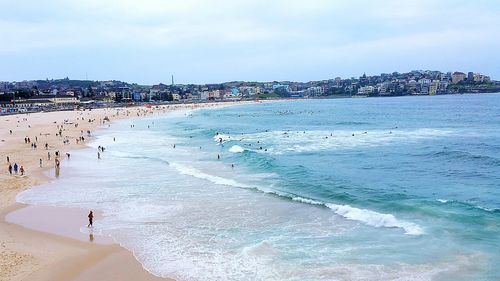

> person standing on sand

[
  {"left": 39, "top": 159, "right": 42, "bottom": 167},
  {"left": 88, "top": 211, "right": 94, "bottom": 227},
  {"left": 13, "top": 163, "right": 18, "bottom": 174},
  {"left": 20, "top": 166, "right": 24, "bottom": 176},
  {"left": 8, "top": 164, "right": 12, "bottom": 174}
]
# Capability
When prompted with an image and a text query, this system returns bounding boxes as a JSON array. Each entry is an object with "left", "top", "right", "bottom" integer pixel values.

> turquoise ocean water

[{"left": 18, "top": 94, "right": 500, "bottom": 280}]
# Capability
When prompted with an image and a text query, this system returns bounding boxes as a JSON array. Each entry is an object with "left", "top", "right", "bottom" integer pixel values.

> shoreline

[{"left": 0, "top": 101, "right": 257, "bottom": 281}]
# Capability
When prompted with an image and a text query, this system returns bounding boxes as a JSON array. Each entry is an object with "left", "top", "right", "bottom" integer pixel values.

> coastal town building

[
  {"left": 14, "top": 95, "right": 80, "bottom": 105},
  {"left": 357, "top": 86, "right": 375, "bottom": 95},
  {"left": 172, "top": 93, "right": 181, "bottom": 101},
  {"left": 468, "top": 72, "right": 474, "bottom": 82},
  {"left": 473, "top": 73, "right": 491, "bottom": 83},
  {"left": 429, "top": 80, "right": 439, "bottom": 96},
  {"left": 452, "top": 72, "right": 466, "bottom": 84},
  {"left": 438, "top": 81, "right": 449, "bottom": 93}
]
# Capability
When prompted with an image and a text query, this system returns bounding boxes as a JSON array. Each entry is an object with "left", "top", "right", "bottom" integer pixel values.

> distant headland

[{"left": 1, "top": 70, "right": 499, "bottom": 114}]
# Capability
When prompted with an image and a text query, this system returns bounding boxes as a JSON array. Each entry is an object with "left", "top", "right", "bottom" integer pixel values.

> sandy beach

[{"left": 0, "top": 102, "right": 247, "bottom": 281}]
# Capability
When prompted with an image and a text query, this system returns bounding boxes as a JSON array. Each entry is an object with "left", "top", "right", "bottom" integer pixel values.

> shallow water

[{"left": 18, "top": 94, "right": 500, "bottom": 280}]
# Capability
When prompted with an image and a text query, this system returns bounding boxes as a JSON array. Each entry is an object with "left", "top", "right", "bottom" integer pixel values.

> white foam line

[
  {"left": 325, "top": 203, "right": 424, "bottom": 235},
  {"left": 170, "top": 163, "right": 252, "bottom": 188}
]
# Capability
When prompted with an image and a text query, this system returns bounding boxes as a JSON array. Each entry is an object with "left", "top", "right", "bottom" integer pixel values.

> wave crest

[
  {"left": 229, "top": 145, "right": 245, "bottom": 153},
  {"left": 325, "top": 203, "right": 424, "bottom": 235}
]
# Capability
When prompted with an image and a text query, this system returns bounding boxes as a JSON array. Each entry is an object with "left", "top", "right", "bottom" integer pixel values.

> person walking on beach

[
  {"left": 39, "top": 159, "right": 42, "bottom": 167},
  {"left": 97, "top": 152, "right": 101, "bottom": 159},
  {"left": 88, "top": 211, "right": 94, "bottom": 227},
  {"left": 8, "top": 164, "right": 12, "bottom": 175},
  {"left": 13, "top": 163, "right": 18, "bottom": 174},
  {"left": 20, "top": 166, "right": 24, "bottom": 176}
]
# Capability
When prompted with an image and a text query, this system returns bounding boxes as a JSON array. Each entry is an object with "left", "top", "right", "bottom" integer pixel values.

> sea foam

[
  {"left": 229, "top": 145, "right": 245, "bottom": 153},
  {"left": 291, "top": 197, "right": 423, "bottom": 235},
  {"left": 170, "top": 162, "right": 252, "bottom": 188},
  {"left": 325, "top": 203, "right": 424, "bottom": 235}
]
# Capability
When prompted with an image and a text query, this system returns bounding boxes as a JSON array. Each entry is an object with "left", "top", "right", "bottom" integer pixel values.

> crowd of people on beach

[
  {"left": 4, "top": 115, "right": 95, "bottom": 178},
  {"left": 4, "top": 106, "right": 173, "bottom": 178}
]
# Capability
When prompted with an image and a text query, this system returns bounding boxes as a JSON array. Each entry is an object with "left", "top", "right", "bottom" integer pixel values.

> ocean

[{"left": 17, "top": 93, "right": 500, "bottom": 281}]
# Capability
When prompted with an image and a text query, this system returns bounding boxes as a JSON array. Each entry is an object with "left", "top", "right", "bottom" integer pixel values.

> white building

[
  {"left": 357, "top": 86, "right": 375, "bottom": 95},
  {"left": 200, "top": 91, "right": 209, "bottom": 100},
  {"left": 419, "top": 78, "right": 431, "bottom": 86},
  {"left": 172, "top": 93, "right": 181, "bottom": 101},
  {"left": 377, "top": 82, "right": 390, "bottom": 95},
  {"left": 473, "top": 73, "right": 491, "bottom": 83}
]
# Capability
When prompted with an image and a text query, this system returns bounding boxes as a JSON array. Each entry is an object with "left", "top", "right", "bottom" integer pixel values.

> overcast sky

[{"left": 1, "top": 0, "right": 499, "bottom": 84}]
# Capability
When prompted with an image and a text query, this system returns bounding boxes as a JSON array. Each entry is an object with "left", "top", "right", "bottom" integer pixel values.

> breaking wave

[{"left": 169, "top": 163, "right": 423, "bottom": 235}]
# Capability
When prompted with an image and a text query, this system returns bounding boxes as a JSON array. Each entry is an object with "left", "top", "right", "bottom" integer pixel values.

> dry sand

[{"left": 0, "top": 102, "right": 252, "bottom": 281}]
